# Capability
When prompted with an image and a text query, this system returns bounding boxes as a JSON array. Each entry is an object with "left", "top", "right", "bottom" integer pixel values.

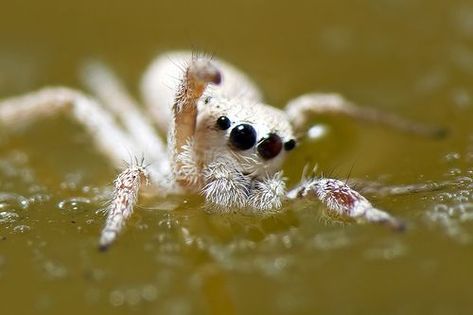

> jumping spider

[{"left": 0, "top": 51, "right": 442, "bottom": 249}]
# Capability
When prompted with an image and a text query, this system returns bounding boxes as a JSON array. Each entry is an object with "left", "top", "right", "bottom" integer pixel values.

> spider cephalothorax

[
  {"left": 191, "top": 89, "right": 295, "bottom": 179},
  {"left": 0, "top": 51, "right": 442, "bottom": 249}
]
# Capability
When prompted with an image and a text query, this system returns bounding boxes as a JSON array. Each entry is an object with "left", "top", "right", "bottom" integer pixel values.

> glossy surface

[{"left": 1, "top": 0, "right": 473, "bottom": 314}]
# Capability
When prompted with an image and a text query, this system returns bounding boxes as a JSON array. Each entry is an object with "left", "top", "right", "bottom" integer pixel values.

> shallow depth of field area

[{"left": 1, "top": 1, "right": 473, "bottom": 314}]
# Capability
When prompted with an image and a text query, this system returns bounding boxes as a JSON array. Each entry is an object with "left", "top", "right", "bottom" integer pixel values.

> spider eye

[
  {"left": 257, "top": 133, "right": 283, "bottom": 160},
  {"left": 284, "top": 139, "right": 296, "bottom": 151},
  {"left": 216, "top": 116, "right": 231, "bottom": 130},
  {"left": 229, "top": 124, "right": 257, "bottom": 150}
]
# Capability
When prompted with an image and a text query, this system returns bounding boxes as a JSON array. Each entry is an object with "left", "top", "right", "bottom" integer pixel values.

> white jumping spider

[{"left": 0, "top": 51, "right": 443, "bottom": 250}]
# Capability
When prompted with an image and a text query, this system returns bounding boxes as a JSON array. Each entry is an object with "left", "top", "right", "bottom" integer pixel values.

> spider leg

[
  {"left": 285, "top": 93, "right": 445, "bottom": 138},
  {"left": 287, "top": 177, "right": 405, "bottom": 230},
  {"left": 99, "top": 164, "right": 148, "bottom": 250},
  {"left": 140, "top": 51, "right": 263, "bottom": 133},
  {"left": 0, "top": 87, "right": 135, "bottom": 167},
  {"left": 81, "top": 62, "right": 170, "bottom": 177},
  {"left": 169, "top": 55, "right": 221, "bottom": 188},
  {"left": 0, "top": 87, "right": 175, "bottom": 248}
]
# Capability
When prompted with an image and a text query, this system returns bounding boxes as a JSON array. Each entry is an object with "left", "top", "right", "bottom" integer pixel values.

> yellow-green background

[{"left": 1, "top": 0, "right": 473, "bottom": 314}]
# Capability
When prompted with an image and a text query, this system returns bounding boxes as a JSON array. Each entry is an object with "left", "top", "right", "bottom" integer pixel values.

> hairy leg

[
  {"left": 169, "top": 55, "right": 221, "bottom": 188},
  {"left": 285, "top": 93, "right": 445, "bottom": 138},
  {"left": 287, "top": 177, "right": 405, "bottom": 230},
  {"left": 0, "top": 87, "right": 175, "bottom": 248},
  {"left": 141, "top": 51, "right": 263, "bottom": 133},
  {"left": 0, "top": 87, "right": 136, "bottom": 167},
  {"left": 81, "top": 62, "right": 170, "bottom": 177},
  {"left": 99, "top": 163, "right": 148, "bottom": 250}
]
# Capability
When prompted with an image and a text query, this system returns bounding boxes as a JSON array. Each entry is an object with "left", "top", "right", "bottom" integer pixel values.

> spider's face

[{"left": 196, "top": 94, "right": 297, "bottom": 178}]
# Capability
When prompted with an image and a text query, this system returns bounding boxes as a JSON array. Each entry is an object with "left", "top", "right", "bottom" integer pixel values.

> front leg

[
  {"left": 99, "top": 164, "right": 148, "bottom": 250},
  {"left": 287, "top": 177, "right": 405, "bottom": 230},
  {"left": 170, "top": 56, "right": 221, "bottom": 188}
]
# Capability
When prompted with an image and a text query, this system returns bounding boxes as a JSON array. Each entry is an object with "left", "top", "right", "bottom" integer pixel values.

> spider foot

[
  {"left": 287, "top": 177, "right": 405, "bottom": 231},
  {"left": 188, "top": 58, "right": 222, "bottom": 85}
]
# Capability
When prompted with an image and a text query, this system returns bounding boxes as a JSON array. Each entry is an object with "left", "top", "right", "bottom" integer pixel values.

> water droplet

[
  {"left": 447, "top": 168, "right": 462, "bottom": 176},
  {"left": 0, "top": 193, "right": 29, "bottom": 211},
  {"left": 43, "top": 261, "right": 68, "bottom": 279},
  {"left": 364, "top": 241, "right": 407, "bottom": 260},
  {"left": 57, "top": 197, "right": 91, "bottom": 213},
  {"left": 141, "top": 285, "right": 158, "bottom": 301},
  {"left": 110, "top": 290, "right": 125, "bottom": 307},
  {"left": 13, "top": 224, "right": 31, "bottom": 233},
  {"left": 433, "top": 204, "right": 449, "bottom": 213},
  {"left": 312, "top": 231, "right": 350, "bottom": 250},
  {"left": 28, "top": 193, "right": 51, "bottom": 204},
  {"left": 444, "top": 152, "right": 461, "bottom": 162},
  {"left": 0, "top": 211, "right": 19, "bottom": 223}
]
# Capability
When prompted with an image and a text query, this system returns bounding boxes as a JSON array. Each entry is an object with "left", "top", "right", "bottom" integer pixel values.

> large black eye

[
  {"left": 229, "top": 124, "right": 257, "bottom": 150},
  {"left": 216, "top": 116, "right": 231, "bottom": 130},
  {"left": 257, "top": 133, "right": 283, "bottom": 160}
]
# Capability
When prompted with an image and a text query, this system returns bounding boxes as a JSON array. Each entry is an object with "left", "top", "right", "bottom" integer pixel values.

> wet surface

[{"left": 1, "top": 0, "right": 473, "bottom": 314}]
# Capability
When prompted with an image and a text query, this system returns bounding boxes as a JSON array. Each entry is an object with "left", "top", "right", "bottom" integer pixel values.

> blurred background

[{"left": 1, "top": 0, "right": 473, "bottom": 314}]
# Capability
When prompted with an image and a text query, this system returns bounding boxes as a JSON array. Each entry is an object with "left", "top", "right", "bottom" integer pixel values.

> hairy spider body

[{"left": 0, "top": 51, "right": 441, "bottom": 249}]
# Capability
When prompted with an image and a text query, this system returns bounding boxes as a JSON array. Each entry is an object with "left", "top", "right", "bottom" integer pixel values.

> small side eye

[
  {"left": 229, "top": 124, "right": 257, "bottom": 150},
  {"left": 204, "top": 96, "right": 212, "bottom": 104},
  {"left": 284, "top": 139, "right": 296, "bottom": 151},
  {"left": 216, "top": 116, "right": 231, "bottom": 130}
]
